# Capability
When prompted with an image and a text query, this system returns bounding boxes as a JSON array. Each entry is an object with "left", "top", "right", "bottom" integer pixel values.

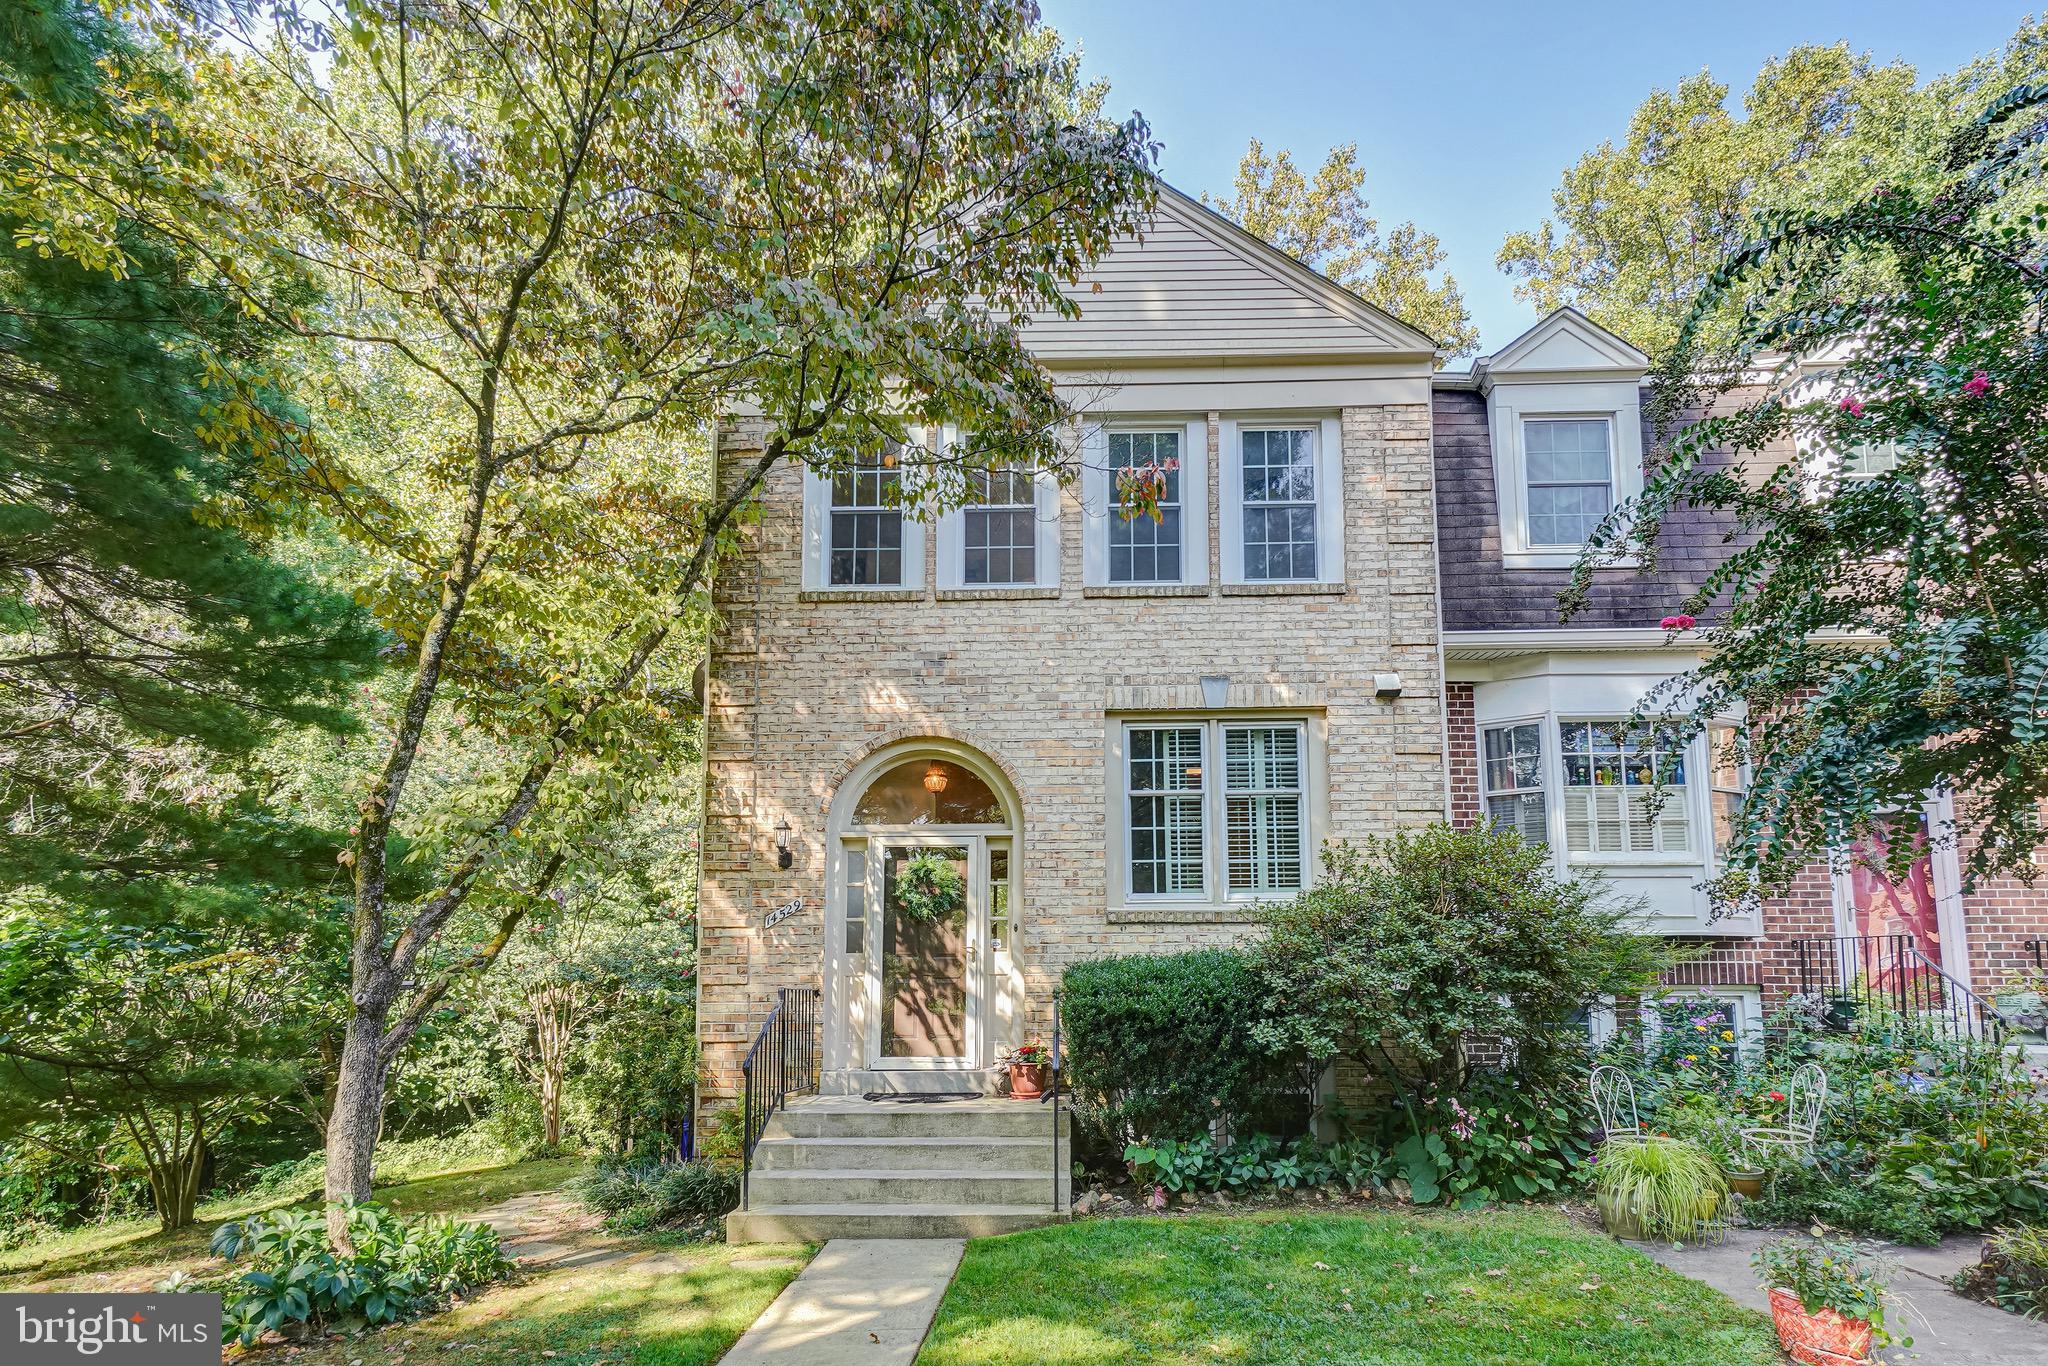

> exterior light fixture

[
  {"left": 923, "top": 761, "right": 950, "bottom": 794},
  {"left": 774, "top": 817, "right": 793, "bottom": 870}
]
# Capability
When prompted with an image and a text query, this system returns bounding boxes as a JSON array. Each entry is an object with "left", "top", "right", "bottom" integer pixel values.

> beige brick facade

[{"left": 696, "top": 403, "right": 1447, "bottom": 1111}]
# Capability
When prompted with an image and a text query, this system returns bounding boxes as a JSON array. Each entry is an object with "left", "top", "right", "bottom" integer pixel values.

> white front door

[{"left": 865, "top": 836, "right": 984, "bottom": 1070}]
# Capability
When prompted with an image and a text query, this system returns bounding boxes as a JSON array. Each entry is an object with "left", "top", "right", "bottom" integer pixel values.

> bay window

[
  {"left": 1559, "top": 721, "right": 1691, "bottom": 856},
  {"left": 1482, "top": 722, "right": 1548, "bottom": 847}
]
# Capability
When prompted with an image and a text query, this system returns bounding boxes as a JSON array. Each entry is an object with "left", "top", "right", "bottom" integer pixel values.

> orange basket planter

[{"left": 1768, "top": 1287, "right": 1875, "bottom": 1365}]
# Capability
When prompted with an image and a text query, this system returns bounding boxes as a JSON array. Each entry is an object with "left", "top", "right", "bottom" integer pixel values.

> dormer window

[{"left": 1523, "top": 417, "right": 1615, "bottom": 548}]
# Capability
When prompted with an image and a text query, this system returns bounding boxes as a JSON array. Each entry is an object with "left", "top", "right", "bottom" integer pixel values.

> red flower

[
  {"left": 1768, "top": 1090, "right": 1785, "bottom": 1103},
  {"left": 1839, "top": 396, "right": 1864, "bottom": 417},
  {"left": 1963, "top": 370, "right": 1991, "bottom": 397}
]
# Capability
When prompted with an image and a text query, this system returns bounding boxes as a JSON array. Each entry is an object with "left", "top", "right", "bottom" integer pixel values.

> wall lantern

[
  {"left": 774, "top": 817, "right": 793, "bottom": 870},
  {"left": 923, "top": 761, "right": 950, "bottom": 794}
]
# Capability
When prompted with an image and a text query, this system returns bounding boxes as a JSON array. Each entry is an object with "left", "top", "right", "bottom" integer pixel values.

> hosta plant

[
  {"left": 211, "top": 1203, "right": 509, "bottom": 1345},
  {"left": 1590, "top": 1135, "right": 1727, "bottom": 1241}
]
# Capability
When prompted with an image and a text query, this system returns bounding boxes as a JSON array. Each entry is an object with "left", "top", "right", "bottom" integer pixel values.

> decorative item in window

[{"left": 894, "top": 851, "right": 966, "bottom": 924}]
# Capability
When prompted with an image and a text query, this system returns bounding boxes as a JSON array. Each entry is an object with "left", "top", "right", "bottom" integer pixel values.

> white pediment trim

[{"left": 1477, "top": 307, "right": 1650, "bottom": 389}]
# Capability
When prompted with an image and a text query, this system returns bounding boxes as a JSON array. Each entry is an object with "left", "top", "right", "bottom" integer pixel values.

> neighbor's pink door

[{"left": 1845, "top": 813, "right": 1943, "bottom": 985}]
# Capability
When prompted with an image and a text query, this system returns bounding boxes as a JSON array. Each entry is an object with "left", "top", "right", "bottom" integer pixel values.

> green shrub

[
  {"left": 1061, "top": 949, "right": 1310, "bottom": 1146},
  {"left": 211, "top": 1203, "right": 509, "bottom": 1344},
  {"left": 1122, "top": 1133, "right": 1387, "bottom": 1198},
  {"left": 574, "top": 1156, "right": 739, "bottom": 1232},
  {"left": 1753, "top": 1234, "right": 1910, "bottom": 1349}
]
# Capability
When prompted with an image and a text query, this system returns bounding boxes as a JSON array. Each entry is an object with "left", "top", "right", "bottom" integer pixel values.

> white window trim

[
  {"left": 1081, "top": 418, "right": 1209, "bottom": 588},
  {"left": 1489, "top": 386, "right": 1644, "bottom": 570},
  {"left": 1220, "top": 416, "right": 1345, "bottom": 586},
  {"left": 801, "top": 446, "right": 927, "bottom": 592},
  {"left": 1107, "top": 714, "right": 1326, "bottom": 911}
]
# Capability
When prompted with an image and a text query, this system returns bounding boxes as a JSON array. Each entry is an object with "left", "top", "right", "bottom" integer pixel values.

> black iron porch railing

[
  {"left": 739, "top": 987, "right": 820, "bottom": 1212},
  {"left": 2027, "top": 939, "right": 2046, "bottom": 972},
  {"left": 1794, "top": 935, "right": 2008, "bottom": 1043},
  {"left": 1039, "top": 991, "right": 1066, "bottom": 1214}
]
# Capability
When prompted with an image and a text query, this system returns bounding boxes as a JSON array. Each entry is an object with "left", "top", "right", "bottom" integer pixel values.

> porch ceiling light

[
  {"left": 923, "top": 761, "right": 949, "bottom": 794},
  {"left": 774, "top": 817, "right": 793, "bottom": 870}
]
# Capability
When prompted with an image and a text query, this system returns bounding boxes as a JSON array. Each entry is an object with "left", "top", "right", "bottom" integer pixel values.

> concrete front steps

[{"left": 724, "top": 1095, "right": 1070, "bottom": 1243}]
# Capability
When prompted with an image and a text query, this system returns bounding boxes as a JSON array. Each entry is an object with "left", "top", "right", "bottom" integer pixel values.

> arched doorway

[{"left": 822, "top": 740, "right": 1022, "bottom": 1086}]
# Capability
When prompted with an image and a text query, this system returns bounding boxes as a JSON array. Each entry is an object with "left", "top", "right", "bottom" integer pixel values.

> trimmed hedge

[{"left": 1061, "top": 949, "right": 1309, "bottom": 1146}]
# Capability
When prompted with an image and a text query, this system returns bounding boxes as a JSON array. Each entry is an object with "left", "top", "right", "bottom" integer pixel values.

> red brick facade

[{"left": 1445, "top": 705, "right": 2048, "bottom": 1010}]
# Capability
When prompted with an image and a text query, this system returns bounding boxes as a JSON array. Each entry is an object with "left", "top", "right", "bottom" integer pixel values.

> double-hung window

[
  {"left": 1122, "top": 719, "right": 1310, "bottom": 902},
  {"left": 1106, "top": 429, "right": 1183, "bottom": 584},
  {"left": 828, "top": 452, "right": 905, "bottom": 587},
  {"left": 1708, "top": 722, "right": 1748, "bottom": 865},
  {"left": 962, "top": 466, "right": 1038, "bottom": 586},
  {"left": 1560, "top": 721, "right": 1691, "bottom": 856},
  {"left": 1125, "top": 726, "right": 1207, "bottom": 897},
  {"left": 1839, "top": 441, "right": 1902, "bottom": 480},
  {"left": 1482, "top": 722, "right": 1548, "bottom": 847},
  {"left": 1240, "top": 426, "right": 1319, "bottom": 580},
  {"left": 1523, "top": 418, "right": 1614, "bottom": 548},
  {"left": 1223, "top": 725, "right": 1305, "bottom": 893}
]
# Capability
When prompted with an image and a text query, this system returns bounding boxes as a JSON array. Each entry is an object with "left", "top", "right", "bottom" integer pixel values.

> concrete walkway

[
  {"left": 1645, "top": 1228, "right": 2048, "bottom": 1365},
  {"left": 718, "top": 1238, "right": 965, "bottom": 1365}
]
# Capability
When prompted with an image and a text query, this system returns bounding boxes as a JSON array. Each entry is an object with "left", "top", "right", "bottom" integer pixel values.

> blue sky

[{"left": 1039, "top": 0, "right": 2039, "bottom": 356}]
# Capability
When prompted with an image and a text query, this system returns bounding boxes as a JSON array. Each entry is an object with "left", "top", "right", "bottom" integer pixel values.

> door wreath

[{"left": 895, "top": 852, "right": 965, "bottom": 924}]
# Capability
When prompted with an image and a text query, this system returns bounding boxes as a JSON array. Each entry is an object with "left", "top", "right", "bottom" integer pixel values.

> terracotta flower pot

[
  {"left": 1768, "top": 1287, "right": 1874, "bottom": 1365},
  {"left": 1007, "top": 1061, "right": 1047, "bottom": 1100}
]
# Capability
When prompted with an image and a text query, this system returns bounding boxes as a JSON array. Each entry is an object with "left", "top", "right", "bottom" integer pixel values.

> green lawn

[
  {"left": 277, "top": 1238, "right": 811, "bottom": 1366},
  {"left": 919, "top": 1208, "right": 1779, "bottom": 1366},
  {"left": 0, "top": 1156, "right": 584, "bottom": 1291}
]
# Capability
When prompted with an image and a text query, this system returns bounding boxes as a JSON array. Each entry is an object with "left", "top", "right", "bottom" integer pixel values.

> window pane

[
  {"left": 1525, "top": 420, "right": 1611, "bottom": 482},
  {"left": 1841, "top": 442, "right": 1901, "bottom": 479},
  {"left": 845, "top": 845, "right": 866, "bottom": 954},
  {"left": 1528, "top": 483, "right": 1612, "bottom": 546},
  {"left": 989, "top": 845, "right": 1010, "bottom": 949},
  {"left": 1243, "top": 428, "right": 1316, "bottom": 501},
  {"left": 854, "top": 759, "right": 1005, "bottom": 825},
  {"left": 1128, "top": 727, "right": 1205, "bottom": 895},
  {"left": 1224, "top": 727, "right": 1304, "bottom": 893},
  {"left": 828, "top": 451, "right": 906, "bottom": 586},
  {"left": 1481, "top": 722, "right": 1547, "bottom": 848},
  {"left": 1560, "top": 720, "right": 1691, "bottom": 854},
  {"left": 1110, "top": 506, "right": 1183, "bottom": 583},
  {"left": 962, "top": 466, "right": 1036, "bottom": 586}
]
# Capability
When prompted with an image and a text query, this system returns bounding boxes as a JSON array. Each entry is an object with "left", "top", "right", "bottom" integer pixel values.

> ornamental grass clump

[{"left": 1590, "top": 1134, "right": 1726, "bottom": 1241}]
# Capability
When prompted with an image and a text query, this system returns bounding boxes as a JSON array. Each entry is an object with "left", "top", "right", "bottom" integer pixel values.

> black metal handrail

[
  {"left": 739, "top": 986, "right": 820, "bottom": 1212},
  {"left": 1794, "top": 935, "right": 2008, "bottom": 1043},
  {"left": 1040, "top": 990, "right": 1065, "bottom": 1213},
  {"left": 2027, "top": 939, "right": 2045, "bottom": 972}
]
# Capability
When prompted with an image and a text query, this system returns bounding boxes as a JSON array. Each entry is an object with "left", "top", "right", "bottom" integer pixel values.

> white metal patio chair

[
  {"left": 1740, "top": 1061, "right": 1828, "bottom": 1161},
  {"left": 1589, "top": 1064, "right": 1643, "bottom": 1144}
]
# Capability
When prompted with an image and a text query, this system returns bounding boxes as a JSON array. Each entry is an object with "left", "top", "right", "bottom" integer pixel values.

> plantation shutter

[
  {"left": 1128, "top": 726, "right": 1206, "bottom": 895},
  {"left": 1224, "top": 725, "right": 1305, "bottom": 893}
]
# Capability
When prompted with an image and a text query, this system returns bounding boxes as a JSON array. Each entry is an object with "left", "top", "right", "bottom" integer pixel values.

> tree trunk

[{"left": 324, "top": 1005, "right": 392, "bottom": 1245}]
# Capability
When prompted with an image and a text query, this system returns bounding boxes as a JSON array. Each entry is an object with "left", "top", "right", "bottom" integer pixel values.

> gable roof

[
  {"left": 1021, "top": 181, "right": 1440, "bottom": 364},
  {"left": 1472, "top": 307, "right": 1649, "bottom": 387}
]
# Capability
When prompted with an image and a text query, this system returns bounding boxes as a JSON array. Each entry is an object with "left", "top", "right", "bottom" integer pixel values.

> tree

[
  {"left": 1497, "top": 45, "right": 1937, "bottom": 356},
  {"left": 1570, "top": 84, "right": 2048, "bottom": 893},
  {"left": 1252, "top": 826, "right": 1667, "bottom": 1129},
  {"left": 0, "top": 903, "right": 326, "bottom": 1230},
  {"left": 1207, "top": 140, "right": 1476, "bottom": 359},
  {"left": 12, "top": 0, "right": 1155, "bottom": 1240}
]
